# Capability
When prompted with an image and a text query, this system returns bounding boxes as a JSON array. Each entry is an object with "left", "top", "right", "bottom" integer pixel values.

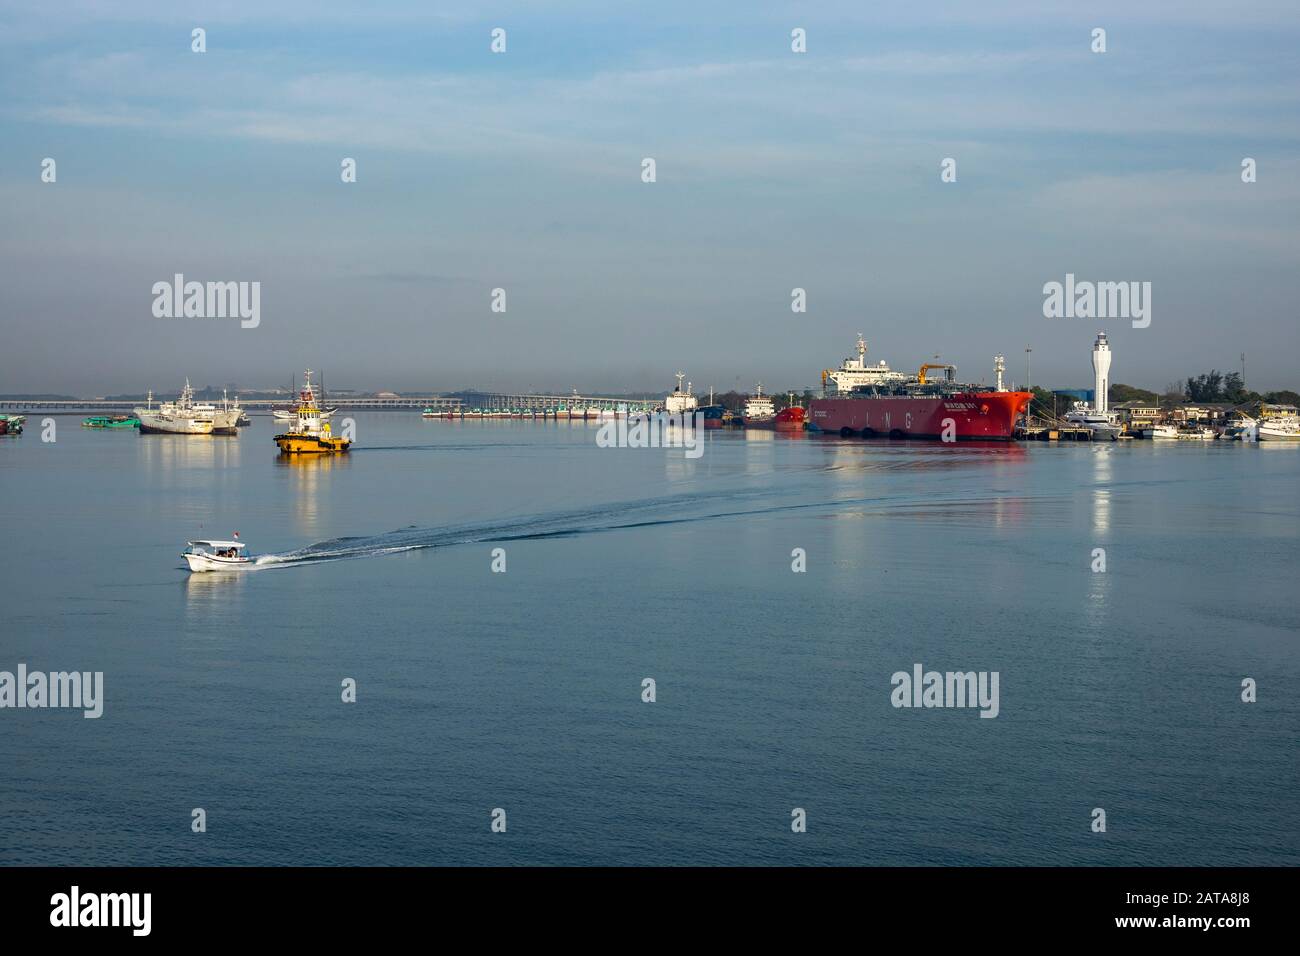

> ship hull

[
  {"left": 808, "top": 391, "right": 1030, "bottom": 440},
  {"left": 274, "top": 433, "right": 351, "bottom": 454},
  {"left": 1258, "top": 426, "right": 1300, "bottom": 441},
  {"left": 137, "top": 415, "right": 213, "bottom": 435},
  {"left": 694, "top": 405, "right": 724, "bottom": 429}
]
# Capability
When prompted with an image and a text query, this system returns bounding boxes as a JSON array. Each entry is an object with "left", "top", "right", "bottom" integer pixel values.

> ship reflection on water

[
  {"left": 183, "top": 564, "right": 249, "bottom": 626},
  {"left": 275, "top": 450, "right": 351, "bottom": 535}
]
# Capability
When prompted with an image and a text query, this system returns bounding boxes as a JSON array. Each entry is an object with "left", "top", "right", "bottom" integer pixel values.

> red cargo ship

[
  {"left": 773, "top": 405, "right": 806, "bottom": 431},
  {"left": 743, "top": 386, "right": 807, "bottom": 431},
  {"left": 808, "top": 337, "right": 1030, "bottom": 441}
]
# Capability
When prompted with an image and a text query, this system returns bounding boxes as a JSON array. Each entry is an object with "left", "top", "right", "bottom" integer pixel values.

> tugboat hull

[{"left": 274, "top": 433, "right": 351, "bottom": 454}]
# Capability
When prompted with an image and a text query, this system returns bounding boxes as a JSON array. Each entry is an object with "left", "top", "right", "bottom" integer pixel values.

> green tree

[{"left": 1110, "top": 383, "right": 1158, "bottom": 405}]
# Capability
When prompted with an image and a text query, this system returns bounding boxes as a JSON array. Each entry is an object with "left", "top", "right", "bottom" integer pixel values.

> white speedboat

[{"left": 183, "top": 539, "right": 253, "bottom": 572}]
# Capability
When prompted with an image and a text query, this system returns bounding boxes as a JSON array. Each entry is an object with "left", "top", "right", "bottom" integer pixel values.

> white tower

[{"left": 1092, "top": 332, "right": 1111, "bottom": 413}]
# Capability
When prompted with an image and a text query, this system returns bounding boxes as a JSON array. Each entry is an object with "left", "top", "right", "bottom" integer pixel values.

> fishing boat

[
  {"left": 0, "top": 414, "right": 25, "bottom": 436},
  {"left": 224, "top": 391, "right": 251, "bottom": 427},
  {"left": 273, "top": 370, "right": 352, "bottom": 454},
  {"left": 192, "top": 390, "right": 241, "bottom": 434},
  {"left": 182, "top": 537, "right": 253, "bottom": 572},
  {"left": 135, "top": 383, "right": 214, "bottom": 435},
  {"left": 82, "top": 414, "right": 140, "bottom": 429},
  {"left": 1146, "top": 423, "right": 1179, "bottom": 439}
]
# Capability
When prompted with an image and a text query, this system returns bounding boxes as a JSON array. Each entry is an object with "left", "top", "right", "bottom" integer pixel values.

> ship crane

[{"left": 917, "top": 363, "right": 956, "bottom": 385}]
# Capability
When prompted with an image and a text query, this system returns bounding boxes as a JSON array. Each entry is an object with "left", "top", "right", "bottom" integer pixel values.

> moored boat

[
  {"left": 1256, "top": 404, "right": 1299, "bottom": 441},
  {"left": 135, "top": 383, "right": 215, "bottom": 435},
  {"left": 808, "top": 338, "right": 1030, "bottom": 440},
  {"left": 742, "top": 384, "right": 777, "bottom": 428},
  {"left": 1220, "top": 414, "right": 1257, "bottom": 441},
  {"left": 1258, "top": 416, "right": 1300, "bottom": 441},
  {"left": 663, "top": 372, "right": 698, "bottom": 417},
  {"left": 82, "top": 414, "right": 140, "bottom": 429},
  {"left": 0, "top": 414, "right": 25, "bottom": 436},
  {"left": 773, "top": 404, "right": 807, "bottom": 431},
  {"left": 1064, "top": 403, "right": 1122, "bottom": 440},
  {"left": 692, "top": 387, "right": 724, "bottom": 429}
]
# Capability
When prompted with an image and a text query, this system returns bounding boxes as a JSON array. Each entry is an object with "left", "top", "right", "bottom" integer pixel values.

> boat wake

[
  {"left": 245, "top": 487, "right": 852, "bottom": 570},
  {"left": 242, "top": 478, "right": 1059, "bottom": 572}
]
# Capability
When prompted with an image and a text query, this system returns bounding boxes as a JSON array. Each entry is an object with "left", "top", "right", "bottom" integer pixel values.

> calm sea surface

[{"left": 1, "top": 414, "right": 1296, "bottom": 866}]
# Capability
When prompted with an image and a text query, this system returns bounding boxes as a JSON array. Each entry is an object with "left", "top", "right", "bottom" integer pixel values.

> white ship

[
  {"left": 1147, "top": 423, "right": 1179, "bottom": 439},
  {"left": 663, "top": 372, "right": 698, "bottom": 415},
  {"left": 742, "top": 384, "right": 776, "bottom": 425},
  {"left": 1258, "top": 405, "right": 1300, "bottom": 441},
  {"left": 820, "top": 334, "right": 910, "bottom": 394},
  {"left": 135, "top": 382, "right": 214, "bottom": 435},
  {"left": 192, "top": 389, "right": 241, "bottom": 434},
  {"left": 1064, "top": 404, "right": 1122, "bottom": 440}
]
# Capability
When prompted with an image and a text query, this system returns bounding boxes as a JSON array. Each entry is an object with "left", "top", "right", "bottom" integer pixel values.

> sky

[{"left": 1, "top": 1, "right": 1298, "bottom": 396}]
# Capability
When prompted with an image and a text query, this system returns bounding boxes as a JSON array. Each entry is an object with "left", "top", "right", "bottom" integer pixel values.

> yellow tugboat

[{"left": 274, "top": 369, "right": 352, "bottom": 454}]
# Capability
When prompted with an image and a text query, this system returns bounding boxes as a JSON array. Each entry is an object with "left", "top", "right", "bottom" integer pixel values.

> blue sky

[{"left": 2, "top": 1, "right": 1298, "bottom": 395}]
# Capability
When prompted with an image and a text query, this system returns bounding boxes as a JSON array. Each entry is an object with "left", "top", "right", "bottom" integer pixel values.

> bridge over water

[{"left": 0, "top": 392, "right": 660, "bottom": 413}]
